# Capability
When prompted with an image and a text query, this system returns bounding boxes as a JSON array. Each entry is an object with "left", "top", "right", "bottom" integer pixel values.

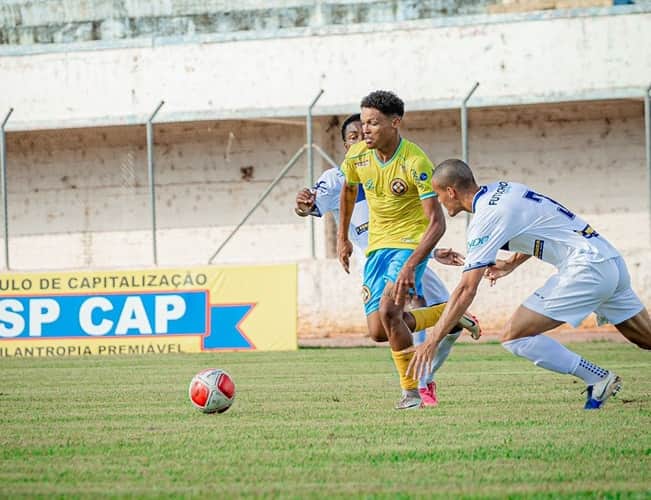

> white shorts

[
  {"left": 421, "top": 266, "right": 450, "bottom": 306},
  {"left": 522, "top": 256, "right": 644, "bottom": 328}
]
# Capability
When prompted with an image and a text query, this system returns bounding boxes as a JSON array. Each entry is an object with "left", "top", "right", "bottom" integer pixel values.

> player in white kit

[
  {"left": 296, "top": 115, "right": 478, "bottom": 407},
  {"left": 408, "top": 159, "right": 650, "bottom": 409}
]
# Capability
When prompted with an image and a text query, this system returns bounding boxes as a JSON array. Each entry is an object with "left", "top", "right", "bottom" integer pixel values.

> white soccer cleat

[
  {"left": 395, "top": 389, "right": 422, "bottom": 410},
  {"left": 458, "top": 312, "right": 482, "bottom": 340},
  {"left": 584, "top": 371, "right": 622, "bottom": 410}
]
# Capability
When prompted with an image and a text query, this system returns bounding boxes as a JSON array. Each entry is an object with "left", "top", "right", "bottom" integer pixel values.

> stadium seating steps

[{"left": 0, "top": 0, "right": 630, "bottom": 46}]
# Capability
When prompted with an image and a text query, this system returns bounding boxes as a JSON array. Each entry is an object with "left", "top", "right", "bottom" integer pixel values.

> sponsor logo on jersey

[
  {"left": 354, "top": 159, "right": 369, "bottom": 168},
  {"left": 364, "top": 179, "right": 375, "bottom": 191},
  {"left": 533, "top": 239, "right": 545, "bottom": 259},
  {"left": 390, "top": 178, "right": 408, "bottom": 196},
  {"left": 488, "top": 181, "right": 511, "bottom": 206},
  {"left": 467, "top": 235, "right": 490, "bottom": 249},
  {"left": 361, "top": 285, "right": 371, "bottom": 304},
  {"left": 355, "top": 222, "right": 369, "bottom": 235}
]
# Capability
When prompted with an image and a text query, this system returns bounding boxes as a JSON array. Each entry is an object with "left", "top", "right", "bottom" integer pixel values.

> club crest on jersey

[
  {"left": 361, "top": 285, "right": 371, "bottom": 304},
  {"left": 390, "top": 178, "right": 408, "bottom": 196},
  {"left": 575, "top": 224, "right": 599, "bottom": 239}
]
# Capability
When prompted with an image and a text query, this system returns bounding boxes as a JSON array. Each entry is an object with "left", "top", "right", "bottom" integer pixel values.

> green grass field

[{"left": 1, "top": 342, "right": 649, "bottom": 498}]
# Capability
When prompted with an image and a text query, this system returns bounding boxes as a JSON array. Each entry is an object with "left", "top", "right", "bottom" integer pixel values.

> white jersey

[
  {"left": 311, "top": 168, "right": 369, "bottom": 251},
  {"left": 465, "top": 181, "right": 620, "bottom": 272}
]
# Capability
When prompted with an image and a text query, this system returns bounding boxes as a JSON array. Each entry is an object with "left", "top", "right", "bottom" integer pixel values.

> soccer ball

[{"left": 188, "top": 368, "right": 236, "bottom": 414}]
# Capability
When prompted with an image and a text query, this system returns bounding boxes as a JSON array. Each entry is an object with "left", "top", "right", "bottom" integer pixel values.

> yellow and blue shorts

[{"left": 361, "top": 248, "right": 428, "bottom": 316}]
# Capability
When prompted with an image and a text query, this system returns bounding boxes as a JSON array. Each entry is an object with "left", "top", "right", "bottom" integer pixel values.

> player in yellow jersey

[{"left": 337, "top": 90, "right": 480, "bottom": 409}]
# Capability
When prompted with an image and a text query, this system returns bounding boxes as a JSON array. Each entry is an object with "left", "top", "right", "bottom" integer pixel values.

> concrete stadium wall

[
  {"left": 2, "top": 1, "right": 617, "bottom": 47},
  {"left": 1, "top": 8, "right": 650, "bottom": 130},
  {"left": 4, "top": 118, "right": 335, "bottom": 268},
  {"left": 0, "top": 0, "right": 500, "bottom": 45},
  {"left": 5, "top": 100, "right": 650, "bottom": 334}
]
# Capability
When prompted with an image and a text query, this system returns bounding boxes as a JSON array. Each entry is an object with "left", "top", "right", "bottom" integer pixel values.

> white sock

[
  {"left": 571, "top": 358, "right": 609, "bottom": 385},
  {"left": 502, "top": 335, "right": 581, "bottom": 375},
  {"left": 427, "top": 329, "right": 461, "bottom": 384},
  {"left": 411, "top": 329, "right": 428, "bottom": 389}
]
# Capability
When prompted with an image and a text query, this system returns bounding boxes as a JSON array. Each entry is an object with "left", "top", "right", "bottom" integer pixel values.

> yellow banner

[{"left": 0, "top": 264, "right": 297, "bottom": 357}]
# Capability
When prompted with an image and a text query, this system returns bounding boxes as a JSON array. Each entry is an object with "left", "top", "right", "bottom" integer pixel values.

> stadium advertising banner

[{"left": 0, "top": 264, "right": 297, "bottom": 357}]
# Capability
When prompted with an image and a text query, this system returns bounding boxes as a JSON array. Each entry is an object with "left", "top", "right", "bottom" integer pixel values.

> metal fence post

[
  {"left": 645, "top": 84, "right": 651, "bottom": 242},
  {"left": 307, "top": 89, "right": 324, "bottom": 259},
  {"left": 208, "top": 145, "right": 308, "bottom": 264},
  {"left": 461, "top": 82, "right": 479, "bottom": 228},
  {"left": 0, "top": 108, "right": 14, "bottom": 270},
  {"left": 147, "top": 100, "right": 165, "bottom": 265}
]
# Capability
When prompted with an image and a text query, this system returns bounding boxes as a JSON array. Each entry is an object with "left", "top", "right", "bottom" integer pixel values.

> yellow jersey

[{"left": 341, "top": 138, "right": 436, "bottom": 254}]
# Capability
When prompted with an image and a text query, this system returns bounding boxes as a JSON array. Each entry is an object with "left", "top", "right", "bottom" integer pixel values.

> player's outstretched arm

[
  {"left": 484, "top": 252, "right": 531, "bottom": 286},
  {"left": 433, "top": 247, "right": 465, "bottom": 266}
]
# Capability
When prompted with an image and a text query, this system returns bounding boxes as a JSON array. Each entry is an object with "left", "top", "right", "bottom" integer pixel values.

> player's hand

[
  {"left": 433, "top": 248, "right": 465, "bottom": 266},
  {"left": 295, "top": 188, "right": 316, "bottom": 216},
  {"left": 337, "top": 238, "right": 353, "bottom": 274},
  {"left": 484, "top": 260, "right": 512, "bottom": 287},
  {"left": 407, "top": 338, "right": 438, "bottom": 381},
  {"left": 393, "top": 265, "right": 416, "bottom": 307}
]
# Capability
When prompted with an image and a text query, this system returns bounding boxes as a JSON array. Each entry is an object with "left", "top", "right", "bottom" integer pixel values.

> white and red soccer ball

[{"left": 188, "top": 368, "right": 236, "bottom": 414}]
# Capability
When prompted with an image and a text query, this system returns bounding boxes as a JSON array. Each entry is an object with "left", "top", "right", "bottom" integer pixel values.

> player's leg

[
  {"left": 380, "top": 281, "right": 422, "bottom": 409},
  {"left": 614, "top": 308, "right": 651, "bottom": 350},
  {"left": 407, "top": 293, "right": 443, "bottom": 406},
  {"left": 407, "top": 293, "right": 429, "bottom": 389},
  {"left": 595, "top": 256, "right": 650, "bottom": 349},
  {"left": 405, "top": 267, "right": 481, "bottom": 339},
  {"left": 420, "top": 269, "right": 463, "bottom": 382},
  {"left": 378, "top": 250, "right": 430, "bottom": 409},
  {"left": 415, "top": 268, "right": 457, "bottom": 406},
  {"left": 502, "top": 261, "right": 623, "bottom": 409},
  {"left": 362, "top": 253, "right": 389, "bottom": 343},
  {"left": 363, "top": 250, "right": 419, "bottom": 408},
  {"left": 365, "top": 312, "right": 387, "bottom": 342}
]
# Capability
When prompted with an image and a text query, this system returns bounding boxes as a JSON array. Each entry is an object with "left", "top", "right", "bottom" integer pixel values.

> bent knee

[
  {"left": 366, "top": 314, "right": 388, "bottom": 343},
  {"left": 499, "top": 323, "right": 518, "bottom": 343},
  {"left": 368, "top": 326, "right": 388, "bottom": 343}
]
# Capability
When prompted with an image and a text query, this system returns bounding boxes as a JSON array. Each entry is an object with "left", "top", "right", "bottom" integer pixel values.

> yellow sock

[
  {"left": 410, "top": 302, "right": 446, "bottom": 331},
  {"left": 391, "top": 348, "right": 418, "bottom": 391}
]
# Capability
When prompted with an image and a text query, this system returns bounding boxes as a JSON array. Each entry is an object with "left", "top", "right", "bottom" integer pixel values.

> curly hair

[
  {"left": 340, "top": 113, "right": 361, "bottom": 141},
  {"left": 360, "top": 90, "right": 404, "bottom": 117}
]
